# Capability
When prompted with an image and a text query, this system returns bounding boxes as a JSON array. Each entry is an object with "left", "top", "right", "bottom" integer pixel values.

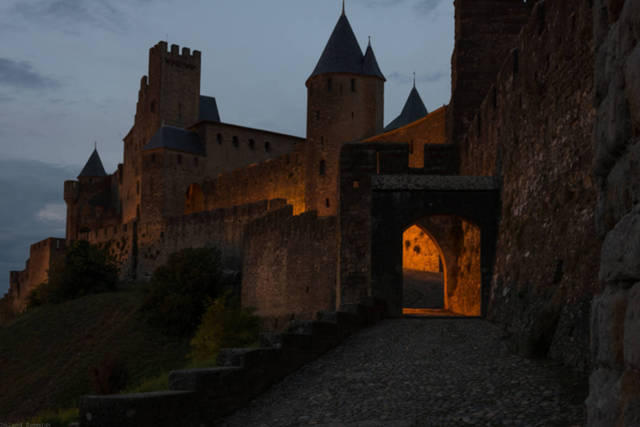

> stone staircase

[{"left": 78, "top": 302, "right": 384, "bottom": 426}]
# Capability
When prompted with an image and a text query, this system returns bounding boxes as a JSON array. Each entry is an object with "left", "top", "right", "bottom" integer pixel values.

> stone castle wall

[
  {"left": 242, "top": 207, "right": 338, "bottom": 329},
  {"left": 137, "top": 199, "right": 288, "bottom": 280},
  {"left": 588, "top": 0, "right": 640, "bottom": 425},
  {"left": 8, "top": 238, "right": 66, "bottom": 311},
  {"left": 364, "top": 106, "right": 448, "bottom": 168},
  {"left": 458, "top": 0, "right": 598, "bottom": 370},
  {"left": 195, "top": 149, "right": 307, "bottom": 216},
  {"left": 79, "top": 221, "right": 137, "bottom": 280}
]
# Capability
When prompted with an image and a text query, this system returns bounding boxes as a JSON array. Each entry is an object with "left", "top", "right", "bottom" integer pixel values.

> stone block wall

[
  {"left": 198, "top": 149, "right": 307, "bottom": 215},
  {"left": 364, "top": 105, "right": 448, "bottom": 168},
  {"left": 242, "top": 208, "right": 338, "bottom": 328},
  {"left": 193, "top": 121, "right": 302, "bottom": 178},
  {"left": 458, "top": 0, "right": 599, "bottom": 370},
  {"left": 588, "top": 0, "right": 640, "bottom": 425},
  {"left": 79, "top": 221, "right": 137, "bottom": 280},
  {"left": 137, "top": 199, "right": 288, "bottom": 280},
  {"left": 8, "top": 238, "right": 66, "bottom": 311}
]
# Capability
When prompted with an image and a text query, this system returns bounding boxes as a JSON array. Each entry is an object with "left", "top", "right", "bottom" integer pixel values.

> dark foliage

[
  {"left": 141, "top": 247, "right": 232, "bottom": 336},
  {"left": 27, "top": 241, "right": 118, "bottom": 307}
]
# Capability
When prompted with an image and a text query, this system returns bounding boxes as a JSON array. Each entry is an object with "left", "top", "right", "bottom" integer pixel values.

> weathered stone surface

[
  {"left": 625, "top": 47, "right": 640, "bottom": 134},
  {"left": 624, "top": 282, "right": 640, "bottom": 370},
  {"left": 591, "top": 286, "right": 628, "bottom": 369},
  {"left": 370, "top": 175, "right": 498, "bottom": 191},
  {"left": 600, "top": 207, "right": 640, "bottom": 284},
  {"left": 587, "top": 368, "right": 621, "bottom": 427}
]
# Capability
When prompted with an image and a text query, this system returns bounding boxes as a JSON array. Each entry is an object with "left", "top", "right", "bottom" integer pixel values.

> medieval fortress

[{"left": 5, "top": 0, "right": 640, "bottom": 423}]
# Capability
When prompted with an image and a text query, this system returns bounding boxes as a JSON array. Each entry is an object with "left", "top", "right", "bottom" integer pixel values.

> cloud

[
  {"left": 0, "top": 159, "right": 77, "bottom": 295},
  {"left": 0, "top": 58, "right": 61, "bottom": 90},
  {"left": 387, "top": 70, "right": 446, "bottom": 85},
  {"left": 414, "top": 0, "right": 444, "bottom": 15},
  {"left": 36, "top": 203, "right": 67, "bottom": 223},
  {"left": 11, "top": 0, "right": 126, "bottom": 33},
  {"left": 0, "top": 93, "right": 15, "bottom": 103},
  {"left": 357, "top": 0, "right": 407, "bottom": 8}
]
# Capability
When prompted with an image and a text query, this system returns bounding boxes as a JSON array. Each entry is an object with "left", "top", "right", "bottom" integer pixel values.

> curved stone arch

[
  {"left": 367, "top": 186, "right": 497, "bottom": 317},
  {"left": 184, "top": 183, "right": 205, "bottom": 214}
]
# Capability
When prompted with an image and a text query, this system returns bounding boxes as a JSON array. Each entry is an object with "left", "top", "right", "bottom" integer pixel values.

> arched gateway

[{"left": 339, "top": 143, "right": 499, "bottom": 317}]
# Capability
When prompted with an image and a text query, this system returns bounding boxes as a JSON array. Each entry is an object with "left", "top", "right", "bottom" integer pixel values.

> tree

[
  {"left": 28, "top": 241, "right": 118, "bottom": 307},
  {"left": 141, "top": 247, "right": 230, "bottom": 336}
]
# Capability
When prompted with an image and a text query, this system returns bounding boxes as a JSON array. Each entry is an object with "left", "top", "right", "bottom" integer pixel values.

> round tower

[{"left": 305, "top": 9, "right": 385, "bottom": 216}]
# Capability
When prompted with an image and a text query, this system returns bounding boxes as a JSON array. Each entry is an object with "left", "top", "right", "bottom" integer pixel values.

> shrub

[
  {"left": 0, "top": 295, "right": 16, "bottom": 326},
  {"left": 141, "top": 247, "right": 229, "bottom": 336},
  {"left": 26, "top": 408, "right": 79, "bottom": 427},
  {"left": 27, "top": 240, "right": 118, "bottom": 307},
  {"left": 89, "top": 354, "right": 128, "bottom": 395},
  {"left": 189, "top": 295, "right": 261, "bottom": 364}
]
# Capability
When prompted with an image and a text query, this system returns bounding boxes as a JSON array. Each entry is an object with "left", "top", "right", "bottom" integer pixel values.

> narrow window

[
  {"left": 150, "top": 101, "right": 156, "bottom": 113},
  {"left": 325, "top": 198, "right": 330, "bottom": 208},
  {"left": 249, "top": 139, "right": 255, "bottom": 150},
  {"left": 233, "top": 136, "right": 239, "bottom": 148},
  {"left": 351, "top": 112, "right": 354, "bottom": 120},
  {"left": 409, "top": 140, "right": 414, "bottom": 154},
  {"left": 315, "top": 111, "right": 320, "bottom": 120},
  {"left": 177, "top": 154, "right": 182, "bottom": 164},
  {"left": 136, "top": 205, "right": 140, "bottom": 218},
  {"left": 151, "top": 153, "right": 156, "bottom": 163},
  {"left": 319, "top": 159, "right": 326, "bottom": 176},
  {"left": 265, "top": 141, "right": 271, "bottom": 152},
  {"left": 351, "top": 78, "right": 356, "bottom": 92},
  {"left": 194, "top": 157, "right": 199, "bottom": 166},
  {"left": 217, "top": 133, "right": 223, "bottom": 144},
  {"left": 327, "top": 78, "right": 332, "bottom": 92}
]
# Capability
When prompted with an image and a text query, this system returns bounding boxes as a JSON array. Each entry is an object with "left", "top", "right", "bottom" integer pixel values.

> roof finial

[
  {"left": 342, "top": 0, "right": 345, "bottom": 15},
  {"left": 94, "top": 141, "right": 97, "bottom": 151},
  {"left": 413, "top": 72, "right": 416, "bottom": 88},
  {"left": 368, "top": 35, "right": 371, "bottom": 47}
]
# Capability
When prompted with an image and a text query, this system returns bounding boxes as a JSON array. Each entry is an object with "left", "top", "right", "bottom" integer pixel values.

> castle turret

[
  {"left": 305, "top": 9, "right": 385, "bottom": 216},
  {"left": 384, "top": 81, "right": 428, "bottom": 132},
  {"left": 121, "top": 42, "right": 202, "bottom": 224},
  {"left": 64, "top": 148, "right": 118, "bottom": 240}
]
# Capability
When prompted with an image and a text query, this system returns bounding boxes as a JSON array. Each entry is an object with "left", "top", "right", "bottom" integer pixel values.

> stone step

[{"left": 79, "top": 390, "right": 199, "bottom": 427}]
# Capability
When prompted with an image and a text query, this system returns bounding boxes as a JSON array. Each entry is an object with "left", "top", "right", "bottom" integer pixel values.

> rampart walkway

[{"left": 220, "top": 318, "right": 586, "bottom": 426}]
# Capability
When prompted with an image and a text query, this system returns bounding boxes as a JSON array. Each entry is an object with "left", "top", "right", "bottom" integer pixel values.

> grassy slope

[{"left": 0, "top": 286, "right": 190, "bottom": 422}]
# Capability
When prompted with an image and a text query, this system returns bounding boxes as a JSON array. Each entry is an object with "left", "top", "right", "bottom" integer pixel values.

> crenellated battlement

[{"left": 151, "top": 41, "right": 201, "bottom": 65}]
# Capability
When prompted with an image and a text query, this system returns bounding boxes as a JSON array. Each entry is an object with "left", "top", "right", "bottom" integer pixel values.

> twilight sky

[{"left": 0, "top": 0, "right": 454, "bottom": 295}]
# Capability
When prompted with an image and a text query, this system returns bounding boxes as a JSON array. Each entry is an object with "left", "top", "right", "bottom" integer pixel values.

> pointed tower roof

[
  {"left": 78, "top": 148, "right": 107, "bottom": 178},
  {"left": 310, "top": 12, "right": 364, "bottom": 78},
  {"left": 384, "top": 85, "right": 428, "bottom": 132},
  {"left": 362, "top": 40, "right": 385, "bottom": 80}
]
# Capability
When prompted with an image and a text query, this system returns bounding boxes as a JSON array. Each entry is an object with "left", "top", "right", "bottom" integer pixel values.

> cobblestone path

[{"left": 220, "top": 318, "right": 587, "bottom": 427}]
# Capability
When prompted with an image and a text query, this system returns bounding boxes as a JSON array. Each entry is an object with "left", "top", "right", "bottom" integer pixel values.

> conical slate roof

[
  {"left": 310, "top": 12, "right": 385, "bottom": 80},
  {"left": 78, "top": 148, "right": 107, "bottom": 178},
  {"left": 362, "top": 43, "right": 385, "bottom": 80},
  {"left": 384, "top": 86, "right": 428, "bottom": 132}
]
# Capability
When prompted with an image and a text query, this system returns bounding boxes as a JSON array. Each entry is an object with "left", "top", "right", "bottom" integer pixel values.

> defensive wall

[
  {"left": 136, "top": 199, "right": 289, "bottom": 280},
  {"left": 192, "top": 149, "right": 307, "bottom": 216},
  {"left": 78, "top": 221, "right": 138, "bottom": 280},
  {"left": 364, "top": 105, "right": 448, "bottom": 168},
  {"left": 192, "top": 121, "right": 302, "bottom": 178},
  {"left": 8, "top": 238, "right": 66, "bottom": 311},
  {"left": 457, "top": 0, "right": 599, "bottom": 371},
  {"left": 242, "top": 207, "right": 338, "bottom": 329},
  {"left": 588, "top": 0, "right": 640, "bottom": 425}
]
